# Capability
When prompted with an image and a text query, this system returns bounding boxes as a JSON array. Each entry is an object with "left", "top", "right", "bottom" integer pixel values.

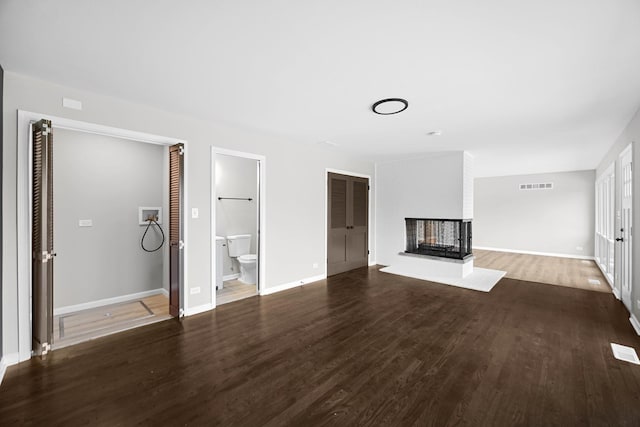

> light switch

[
  {"left": 79, "top": 219, "right": 93, "bottom": 227},
  {"left": 192, "top": 208, "right": 199, "bottom": 219}
]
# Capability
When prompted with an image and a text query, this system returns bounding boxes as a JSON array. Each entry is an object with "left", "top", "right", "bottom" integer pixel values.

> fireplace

[{"left": 405, "top": 218, "right": 472, "bottom": 260}]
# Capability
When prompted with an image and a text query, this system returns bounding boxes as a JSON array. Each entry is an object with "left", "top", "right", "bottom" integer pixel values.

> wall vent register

[{"left": 519, "top": 183, "right": 553, "bottom": 190}]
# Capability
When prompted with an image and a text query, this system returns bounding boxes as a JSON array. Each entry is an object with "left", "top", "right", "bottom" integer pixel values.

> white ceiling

[{"left": 2, "top": 0, "right": 640, "bottom": 176}]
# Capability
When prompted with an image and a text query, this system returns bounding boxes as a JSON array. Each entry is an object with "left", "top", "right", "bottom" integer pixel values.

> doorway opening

[
  {"left": 326, "top": 171, "right": 370, "bottom": 276},
  {"left": 18, "top": 111, "right": 187, "bottom": 359},
  {"left": 49, "top": 128, "right": 173, "bottom": 349},
  {"left": 211, "top": 148, "right": 265, "bottom": 306}
]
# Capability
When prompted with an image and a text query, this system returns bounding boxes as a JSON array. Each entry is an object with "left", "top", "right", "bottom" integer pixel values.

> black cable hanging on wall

[{"left": 141, "top": 218, "right": 165, "bottom": 252}]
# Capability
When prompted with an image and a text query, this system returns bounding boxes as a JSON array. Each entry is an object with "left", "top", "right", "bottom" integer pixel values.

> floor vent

[
  {"left": 588, "top": 278, "right": 601, "bottom": 286},
  {"left": 611, "top": 343, "right": 640, "bottom": 365},
  {"left": 519, "top": 182, "right": 553, "bottom": 190}
]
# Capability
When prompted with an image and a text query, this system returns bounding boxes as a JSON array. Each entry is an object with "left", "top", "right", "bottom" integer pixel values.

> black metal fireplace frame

[{"left": 405, "top": 218, "right": 472, "bottom": 261}]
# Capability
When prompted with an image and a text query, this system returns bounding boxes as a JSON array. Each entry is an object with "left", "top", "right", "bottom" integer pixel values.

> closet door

[
  {"left": 169, "top": 143, "right": 184, "bottom": 317},
  {"left": 347, "top": 177, "right": 369, "bottom": 268},
  {"left": 327, "top": 173, "right": 369, "bottom": 276},
  {"left": 32, "top": 119, "right": 54, "bottom": 356}
]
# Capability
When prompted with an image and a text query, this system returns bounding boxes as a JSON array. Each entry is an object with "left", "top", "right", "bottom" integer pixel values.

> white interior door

[{"left": 619, "top": 146, "right": 633, "bottom": 310}]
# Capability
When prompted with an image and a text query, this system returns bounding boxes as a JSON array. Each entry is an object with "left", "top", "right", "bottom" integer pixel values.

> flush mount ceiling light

[{"left": 371, "top": 98, "right": 408, "bottom": 115}]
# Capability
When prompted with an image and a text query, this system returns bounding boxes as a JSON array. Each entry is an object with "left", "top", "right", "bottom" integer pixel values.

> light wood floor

[
  {"left": 52, "top": 294, "right": 170, "bottom": 349},
  {"left": 217, "top": 279, "right": 257, "bottom": 305},
  {"left": 474, "top": 249, "right": 611, "bottom": 293}
]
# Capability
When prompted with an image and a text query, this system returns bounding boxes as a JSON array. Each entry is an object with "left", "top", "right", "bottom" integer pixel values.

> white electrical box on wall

[{"left": 139, "top": 207, "right": 162, "bottom": 225}]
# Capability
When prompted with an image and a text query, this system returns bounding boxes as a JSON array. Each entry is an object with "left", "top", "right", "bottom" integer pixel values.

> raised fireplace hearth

[{"left": 405, "top": 218, "right": 472, "bottom": 261}]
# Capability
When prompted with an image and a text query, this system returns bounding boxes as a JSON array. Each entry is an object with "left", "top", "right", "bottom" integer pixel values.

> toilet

[{"left": 226, "top": 234, "right": 257, "bottom": 285}]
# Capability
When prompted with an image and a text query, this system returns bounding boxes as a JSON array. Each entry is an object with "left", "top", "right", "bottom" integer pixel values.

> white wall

[
  {"left": 215, "top": 154, "right": 258, "bottom": 276},
  {"left": 376, "top": 152, "right": 471, "bottom": 266},
  {"left": 2, "top": 72, "right": 376, "bottom": 358},
  {"left": 474, "top": 170, "right": 595, "bottom": 257},
  {"left": 462, "top": 152, "right": 474, "bottom": 219},
  {"left": 53, "top": 129, "right": 167, "bottom": 308}
]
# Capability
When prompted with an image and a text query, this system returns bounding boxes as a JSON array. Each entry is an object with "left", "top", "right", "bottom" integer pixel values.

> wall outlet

[
  {"left": 78, "top": 219, "right": 93, "bottom": 227},
  {"left": 192, "top": 208, "right": 199, "bottom": 219},
  {"left": 313, "top": 263, "right": 319, "bottom": 269},
  {"left": 576, "top": 246, "right": 583, "bottom": 251},
  {"left": 190, "top": 287, "right": 201, "bottom": 295}
]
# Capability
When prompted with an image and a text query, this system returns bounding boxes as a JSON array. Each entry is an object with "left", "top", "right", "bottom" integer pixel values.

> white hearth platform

[{"left": 380, "top": 264, "right": 506, "bottom": 293}]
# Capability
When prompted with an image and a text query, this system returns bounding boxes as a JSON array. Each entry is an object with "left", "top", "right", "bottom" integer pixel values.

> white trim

[
  {"left": 618, "top": 143, "right": 633, "bottom": 312},
  {"left": 0, "top": 358, "right": 7, "bottom": 386},
  {"left": 368, "top": 260, "right": 377, "bottom": 266},
  {"left": 595, "top": 259, "right": 615, "bottom": 289},
  {"left": 182, "top": 142, "right": 190, "bottom": 317},
  {"left": 2, "top": 352, "right": 20, "bottom": 366},
  {"left": 0, "top": 352, "right": 20, "bottom": 386},
  {"left": 613, "top": 287, "right": 622, "bottom": 300},
  {"left": 16, "top": 110, "right": 188, "bottom": 362},
  {"left": 595, "top": 161, "right": 616, "bottom": 181},
  {"left": 53, "top": 288, "right": 168, "bottom": 316},
  {"left": 184, "top": 303, "right": 214, "bottom": 316},
  {"left": 260, "top": 274, "right": 326, "bottom": 296},
  {"left": 211, "top": 146, "right": 266, "bottom": 310},
  {"left": 324, "top": 168, "right": 374, "bottom": 277},
  {"left": 223, "top": 273, "right": 241, "bottom": 281},
  {"left": 630, "top": 314, "right": 640, "bottom": 336},
  {"left": 473, "top": 246, "right": 595, "bottom": 260}
]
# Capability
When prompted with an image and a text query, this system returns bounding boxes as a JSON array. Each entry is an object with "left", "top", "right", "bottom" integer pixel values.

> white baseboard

[
  {"left": 630, "top": 314, "right": 640, "bottom": 336},
  {"left": 184, "top": 303, "right": 213, "bottom": 316},
  {"left": 0, "top": 358, "right": 7, "bottom": 386},
  {"left": 260, "top": 274, "right": 326, "bottom": 296},
  {"left": 54, "top": 288, "right": 168, "bottom": 316},
  {"left": 0, "top": 353, "right": 20, "bottom": 386},
  {"left": 368, "top": 260, "right": 377, "bottom": 266},
  {"left": 223, "top": 273, "right": 240, "bottom": 281},
  {"left": 613, "top": 287, "right": 622, "bottom": 300},
  {"left": 473, "top": 246, "right": 595, "bottom": 261}
]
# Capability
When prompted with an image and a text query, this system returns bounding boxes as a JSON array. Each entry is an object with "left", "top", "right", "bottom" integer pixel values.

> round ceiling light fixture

[{"left": 371, "top": 98, "right": 408, "bottom": 115}]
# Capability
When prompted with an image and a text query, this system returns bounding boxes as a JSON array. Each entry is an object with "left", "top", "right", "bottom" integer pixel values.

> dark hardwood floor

[{"left": 2, "top": 266, "right": 640, "bottom": 426}]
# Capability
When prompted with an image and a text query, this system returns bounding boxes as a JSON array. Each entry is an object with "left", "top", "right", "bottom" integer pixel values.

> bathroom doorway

[{"left": 211, "top": 148, "right": 265, "bottom": 306}]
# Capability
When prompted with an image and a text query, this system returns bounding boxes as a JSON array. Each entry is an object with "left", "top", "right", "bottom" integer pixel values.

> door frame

[
  {"left": 210, "top": 146, "right": 266, "bottom": 306},
  {"left": 324, "top": 168, "right": 374, "bottom": 277},
  {"left": 618, "top": 143, "right": 633, "bottom": 311},
  {"left": 16, "top": 110, "right": 189, "bottom": 362}
]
